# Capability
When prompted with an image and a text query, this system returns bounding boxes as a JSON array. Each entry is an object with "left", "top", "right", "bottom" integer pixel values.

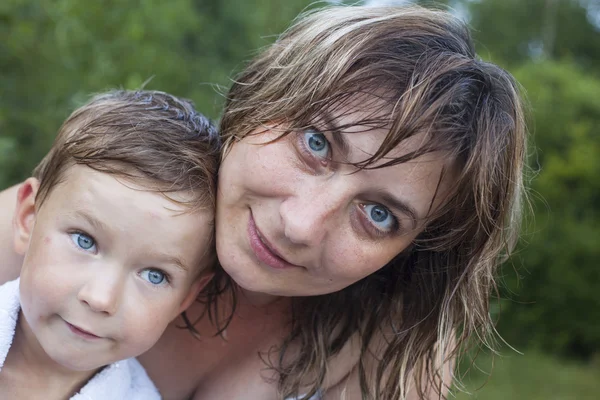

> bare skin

[
  {"left": 0, "top": 185, "right": 449, "bottom": 399},
  {"left": 0, "top": 190, "right": 334, "bottom": 400},
  {"left": 0, "top": 185, "right": 328, "bottom": 400},
  {"left": 0, "top": 185, "right": 22, "bottom": 283},
  {"left": 0, "top": 311, "right": 97, "bottom": 399}
]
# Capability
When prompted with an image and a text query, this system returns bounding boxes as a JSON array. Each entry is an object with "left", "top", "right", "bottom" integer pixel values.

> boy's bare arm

[{"left": 0, "top": 184, "right": 25, "bottom": 284}]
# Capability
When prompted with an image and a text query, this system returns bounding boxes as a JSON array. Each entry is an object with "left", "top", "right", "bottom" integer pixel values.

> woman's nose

[
  {"left": 77, "top": 269, "right": 123, "bottom": 315},
  {"left": 279, "top": 184, "right": 347, "bottom": 246}
]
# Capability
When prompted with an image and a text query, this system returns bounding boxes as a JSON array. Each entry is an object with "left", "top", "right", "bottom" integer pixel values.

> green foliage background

[
  {"left": 1, "top": 0, "right": 599, "bottom": 397},
  {"left": 0, "top": 0, "right": 312, "bottom": 186}
]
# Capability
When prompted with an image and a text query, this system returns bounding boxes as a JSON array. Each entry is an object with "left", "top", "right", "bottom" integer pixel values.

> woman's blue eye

[
  {"left": 303, "top": 129, "right": 330, "bottom": 159},
  {"left": 70, "top": 232, "right": 96, "bottom": 252},
  {"left": 141, "top": 269, "right": 167, "bottom": 286},
  {"left": 363, "top": 204, "right": 396, "bottom": 232}
]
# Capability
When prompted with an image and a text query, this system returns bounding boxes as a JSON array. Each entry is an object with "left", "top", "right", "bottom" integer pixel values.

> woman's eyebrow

[
  {"left": 316, "top": 110, "right": 351, "bottom": 158},
  {"left": 379, "top": 193, "right": 419, "bottom": 230},
  {"left": 331, "top": 130, "right": 351, "bottom": 159}
]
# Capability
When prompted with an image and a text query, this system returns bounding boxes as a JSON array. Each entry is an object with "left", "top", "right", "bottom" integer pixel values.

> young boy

[{"left": 0, "top": 90, "right": 220, "bottom": 399}]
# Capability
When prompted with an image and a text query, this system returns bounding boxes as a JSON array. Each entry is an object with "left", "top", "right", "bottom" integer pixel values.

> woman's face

[{"left": 216, "top": 108, "right": 453, "bottom": 297}]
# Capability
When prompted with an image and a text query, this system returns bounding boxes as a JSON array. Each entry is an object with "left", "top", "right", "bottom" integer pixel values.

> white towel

[
  {"left": 72, "top": 357, "right": 161, "bottom": 400},
  {"left": 0, "top": 278, "right": 20, "bottom": 370},
  {"left": 286, "top": 392, "right": 322, "bottom": 400},
  {"left": 0, "top": 278, "right": 161, "bottom": 399}
]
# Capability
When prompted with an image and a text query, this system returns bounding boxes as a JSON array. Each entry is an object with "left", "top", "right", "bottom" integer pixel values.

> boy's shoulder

[
  {"left": 0, "top": 277, "right": 20, "bottom": 302},
  {"left": 0, "top": 278, "right": 160, "bottom": 399},
  {"left": 72, "top": 357, "right": 161, "bottom": 400},
  {"left": 0, "top": 278, "right": 21, "bottom": 370}
]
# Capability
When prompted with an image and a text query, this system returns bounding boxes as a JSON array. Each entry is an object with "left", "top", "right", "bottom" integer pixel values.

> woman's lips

[{"left": 248, "top": 212, "right": 301, "bottom": 270}]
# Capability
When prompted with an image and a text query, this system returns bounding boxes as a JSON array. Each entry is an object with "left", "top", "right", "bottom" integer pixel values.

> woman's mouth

[{"left": 247, "top": 211, "right": 301, "bottom": 270}]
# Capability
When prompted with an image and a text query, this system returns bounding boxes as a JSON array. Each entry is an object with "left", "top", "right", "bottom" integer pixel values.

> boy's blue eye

[
  {"left": 304, "top": 129, "right": 330, "bottom": 159},
  {"left": 363, "top": 204, "right": 396, "bottom": 232},
  {"left": 70, "top": 232, "right": 96, "bottom": 252},
  {"left": 141, "top": 269, "right": 167, "bottom": 286}
]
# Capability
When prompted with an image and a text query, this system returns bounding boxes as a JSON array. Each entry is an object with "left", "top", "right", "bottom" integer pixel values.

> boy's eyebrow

[
  {"left": 146, "top": 253, "right": 190, "bottom": 273},
  {"left": 72, "top": 209, "right": 112, "bottom": 234}
]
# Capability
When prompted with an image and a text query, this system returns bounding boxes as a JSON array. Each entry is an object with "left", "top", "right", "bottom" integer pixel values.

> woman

[{"left": 0, "top": 6, "right": 526, "bottom": 400}]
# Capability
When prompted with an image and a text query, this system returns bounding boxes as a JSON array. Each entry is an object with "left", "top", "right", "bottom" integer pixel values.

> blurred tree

[
  {"left": 466, "top": 0, "right": 600, "bottom": 72},
  {"left": 497, "top": 60, "right": 600, "bottom": 359},
  {"left": 0, "top": 0, "right": 311, "bottom": 187}
]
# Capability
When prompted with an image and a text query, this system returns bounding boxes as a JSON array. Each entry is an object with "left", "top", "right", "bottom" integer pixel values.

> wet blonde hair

[{"left": 216, "top": 5, "right": 526, "bottom": 399}]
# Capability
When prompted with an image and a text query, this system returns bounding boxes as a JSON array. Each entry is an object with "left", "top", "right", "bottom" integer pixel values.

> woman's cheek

[{"left": 333, "top": 238, "right": 410, "bottom": 283}]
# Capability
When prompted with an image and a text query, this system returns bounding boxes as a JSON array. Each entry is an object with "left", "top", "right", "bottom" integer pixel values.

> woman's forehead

[
  {"left": 336, "top": 127, "right": 451, "bottom": 186},
  {"left": 312, "top": 94, "right": 443, "bottom": 161},
  {"left": 312, "top": 91, "right": 392, "bottom": 130}
]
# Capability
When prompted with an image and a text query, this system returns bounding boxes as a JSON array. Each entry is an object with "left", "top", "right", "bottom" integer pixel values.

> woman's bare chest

[{"left": 138, "top": 301, "right": 288, "bottom": 400}]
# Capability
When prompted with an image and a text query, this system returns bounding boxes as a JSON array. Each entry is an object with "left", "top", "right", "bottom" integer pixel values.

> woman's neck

[
  {"left": 211, "top": 272, "right": 290, "bottom": 314},
  {"left": 1, "top": 312, "right": 98, "bottom": 398},
  {"left": 236, "top": 286, "right": 283, "bottom": 308}
]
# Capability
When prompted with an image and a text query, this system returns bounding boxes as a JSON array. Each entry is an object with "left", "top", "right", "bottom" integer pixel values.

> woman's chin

[{"left": 222, "top": 262, "right": 294, "bottom": 302}]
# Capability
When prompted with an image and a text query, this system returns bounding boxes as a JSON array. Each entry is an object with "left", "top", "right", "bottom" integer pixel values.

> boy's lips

[{"left": 64, "top": 319, "right": 102, "bottom": 339}]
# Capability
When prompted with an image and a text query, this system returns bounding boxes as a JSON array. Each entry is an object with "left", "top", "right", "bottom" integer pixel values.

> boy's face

[{"left": 15, "top": 166, "right": 213, "bottom": 371}]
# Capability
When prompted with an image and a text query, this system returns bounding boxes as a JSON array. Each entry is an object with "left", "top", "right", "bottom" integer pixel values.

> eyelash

[
  {"left": 139, "top": 268, "right": 172, "bottom": 288},
  {"left": 357, "top": 203, "right": 401, "bottom": 238},
  {"left": 68, "top": 230, "right": 98, "bottom": 253},
  {"left": 296, "top": 127, "right": 332, "bottom": 167}
]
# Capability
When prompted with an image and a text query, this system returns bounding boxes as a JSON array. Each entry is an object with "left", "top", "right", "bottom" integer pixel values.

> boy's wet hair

[{"left": 33, "top": 90, "right": 220, "bottom": 212}]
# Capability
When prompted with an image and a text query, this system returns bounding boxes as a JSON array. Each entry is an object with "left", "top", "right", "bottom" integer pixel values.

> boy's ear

[
  {"left": 176, "top": 272, "right": 215, "bottom": 316},
  {"left": 13, "top": 178, "right": 40, "bottom": 255}
]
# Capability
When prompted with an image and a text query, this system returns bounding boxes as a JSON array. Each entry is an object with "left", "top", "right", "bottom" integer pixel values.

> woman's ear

[
  {"left": 176, "top": 271, "right": 215, "bottom": 317},
  {"left": 13, "top": 178, "right": 40, "bottom": 256}
]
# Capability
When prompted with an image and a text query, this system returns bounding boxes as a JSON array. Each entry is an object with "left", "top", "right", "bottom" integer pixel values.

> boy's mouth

[{"left": 64, "top": 320, "right": 102, "bottom": 340}]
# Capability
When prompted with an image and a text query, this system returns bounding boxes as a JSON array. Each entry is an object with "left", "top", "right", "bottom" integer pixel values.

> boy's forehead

[
  {"left": 42, "top": 165, "right": 214, "bottom": 274},
  {"left": 46, "top": 165, "right": 212, "bottom": 237},
  {"left": 53, "top": 165, "right": 197, "bottom": 210}
]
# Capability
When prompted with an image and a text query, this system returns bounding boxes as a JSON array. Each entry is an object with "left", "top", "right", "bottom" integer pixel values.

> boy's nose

[{"left": 77, "top": 272, "right": 123, "bottom": 315}]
